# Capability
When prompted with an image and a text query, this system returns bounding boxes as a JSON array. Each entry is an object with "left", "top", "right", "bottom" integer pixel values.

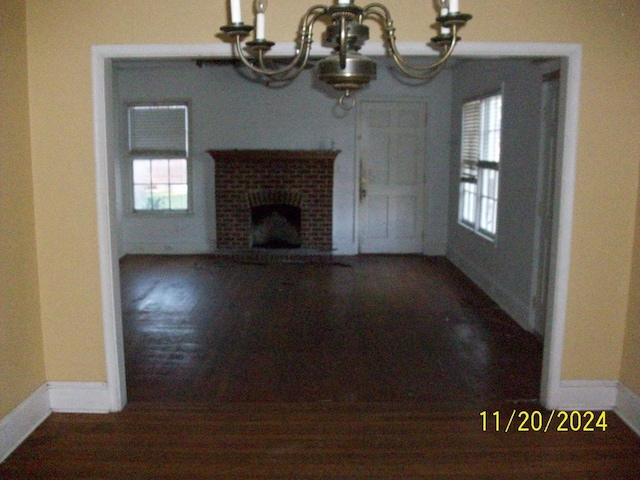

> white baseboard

[
  {"left": 123, "top": 242, "right": 214, "bottom": 255},
  {"left": 447, "top": 249, "right": 532, "bottom": 331},
  {"left": 0, "top": 384, "right": 50, "bottom": 463},
  {"left": 48, "top": 382, "right": 111, "bottom": 414},
  {"left": 332, "top": 241, "right": 358, "bottom": 256},
  {"left": 615, "top": 382, "right": 640, "bottom": 437},
  {"left": 548, "top": 380, "right": 619, "bottom": 411}
]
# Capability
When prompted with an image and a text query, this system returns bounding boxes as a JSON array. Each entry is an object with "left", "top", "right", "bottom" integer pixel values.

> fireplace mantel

[{"left": 208, "top": 149, "right": 341, "bottom": 163}]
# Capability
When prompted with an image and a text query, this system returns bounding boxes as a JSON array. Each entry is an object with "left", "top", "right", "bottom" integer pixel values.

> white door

[{"left": 357, "top": 100, "right": 427, "bottom": 254}]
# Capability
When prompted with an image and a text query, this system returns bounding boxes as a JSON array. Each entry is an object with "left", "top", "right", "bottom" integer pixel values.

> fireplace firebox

[
  {"left": 251, "top": 204, "right": 302, "bottom": 249},
  {"left": 208, "top": 150, "right": 340, "bottom": 252}
]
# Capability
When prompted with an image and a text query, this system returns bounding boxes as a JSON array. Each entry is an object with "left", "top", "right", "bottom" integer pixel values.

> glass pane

[
  {"left": 484, "top": 131, "right": 501, "bottom": 162},
  {"left": 481, "top": 95, "right": 502, "bottom": 163},
  {"left": 490, "top": 170, "right": 499, "bottom": 198},
  {"left": 152, "top": 184, "right": 169, "bottom": 210},
  {"left": 151, "top": 159, "right": 169, "bottom": 184},
  {"left": 488, "top": 96, "right": 502, "bottom": 129},
  {"left": 170, "top": 184, "right": 189, "bottom": 210},
  {"left": 169, "top": 159, "right": 188, "bottom": 183},
  {"left": 134, "top": 184, "right": 153, "bottom": 210},
  {"left": 459, "top": 182, "right": 476, "bottom": 224},
  {"left": 132, "top": 159, "right": 151, "bottom": 184},
  {"left": 480, "top": 169, "right": 495, "bottom": 197},
  {"left": 480, "top": 198, "right": 497, "bottom": 234},
  {"left": 468, "top": 186, "right": 477, "bottom": 224}
]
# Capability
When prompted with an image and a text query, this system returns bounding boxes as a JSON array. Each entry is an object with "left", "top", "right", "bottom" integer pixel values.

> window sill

[
  {"left": 128, "top": 210, "right": 194, "bottom": 218},
  {"left": 457, "top": 221, "right": 497, "bottom": 244}
]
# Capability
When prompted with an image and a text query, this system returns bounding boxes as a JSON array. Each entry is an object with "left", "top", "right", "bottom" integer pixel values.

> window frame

[
  {"left": 457, "top": 91, "right": 503, "bottom": 241},
  {"left": 125, "top": 101, "right": 193, "bottom": 215}
]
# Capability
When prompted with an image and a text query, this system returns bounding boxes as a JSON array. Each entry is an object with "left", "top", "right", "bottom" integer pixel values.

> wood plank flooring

[
  {"left": 2, "top": 254, "right": 639, "bottom": 478},
  {"left": 2, "top": 402, "right": 639, "bottom": 478},
  {"left": 120, "top": 254, "right": 542, "bottom": 405}
]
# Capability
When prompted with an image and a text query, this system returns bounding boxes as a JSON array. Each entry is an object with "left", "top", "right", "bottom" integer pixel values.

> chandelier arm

[
  {"left": 362, "top": 3, "right": 459, "bottom": 77},
  {"left": 233, "top": 36, "right": 275, "bottom": 75},
  {"left": 260, "top": 4, "right": 328, "bottom": 77},
  {"left": 232, "top": 5, "right": 327, "bottom": 79},
  {"left": 363, "top": 3, "right": 392, "bottom": 21},
  {"left": 387, "top": 27, "right": 459, "bottom": 76},
  {"left": 303, "top": 5, "right": 330, "bottom": 26},
  {"left": 234, "top": 37, "right": 311, "bottom": 77},
  {"left": 362, "top": 2, "right": 394, "bottom": 39},
  {"left": 389, "top": 49, "right": 449, "bottom": 80},
  {"left": 257, "top": 42, "right": 315, "bottom": 83}
]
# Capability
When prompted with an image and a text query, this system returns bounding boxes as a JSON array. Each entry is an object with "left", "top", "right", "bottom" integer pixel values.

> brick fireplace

[{"left": 208, "top": 150, "right": 340, "bottom": 252}]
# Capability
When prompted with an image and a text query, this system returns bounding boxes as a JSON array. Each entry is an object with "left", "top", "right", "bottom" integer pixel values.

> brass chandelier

[{"left": 220, "top": 0, "right": 471, "bottom": 109}]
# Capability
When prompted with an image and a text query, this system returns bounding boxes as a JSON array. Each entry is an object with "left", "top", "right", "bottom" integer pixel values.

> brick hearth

[{"left": 208, "top": 150, "right": 340, "bottom": 252}]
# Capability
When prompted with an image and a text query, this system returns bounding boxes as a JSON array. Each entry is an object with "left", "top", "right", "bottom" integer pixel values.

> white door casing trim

[{"left": 92, "top": 41, "right": 581, "bottom": 412}]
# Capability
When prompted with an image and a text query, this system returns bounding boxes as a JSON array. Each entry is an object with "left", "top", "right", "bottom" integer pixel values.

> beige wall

[
  {"left": 0, "top": 0, "right": 46, "bottom": 418},
  {"left": 20, "top": 1, "right": 640, "bottom": 393},
  {"left": 622, "top": 163, "right": 640, "bottom": 394}
]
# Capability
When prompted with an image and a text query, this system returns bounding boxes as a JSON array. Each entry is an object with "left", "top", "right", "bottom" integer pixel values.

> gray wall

[
  {"left": 447, "top": 59, "right": 549, "bottom": 331},
  {"left": 113, "top": 57, "right": 452, "bottom": 255}
]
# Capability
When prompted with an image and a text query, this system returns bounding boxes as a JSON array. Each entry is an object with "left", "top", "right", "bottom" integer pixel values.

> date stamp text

[{"left": 480, "top": 410, "right": 608, "bottom": 432}]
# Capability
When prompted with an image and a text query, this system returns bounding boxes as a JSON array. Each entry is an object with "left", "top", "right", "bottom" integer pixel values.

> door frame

[
  {"left": 531, "top": 69, "right": 561, "bottom": 336},
  {"left": 92, "top": 41, "right": 582, "bottom": 411}
]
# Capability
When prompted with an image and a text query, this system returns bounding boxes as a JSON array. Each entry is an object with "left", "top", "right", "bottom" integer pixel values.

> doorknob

[
  {"left": 360, "top": 159, "right": 368, "bottom": 201},
  {"left": 360, "top": 177, "right": 368, "bottom": 201}
]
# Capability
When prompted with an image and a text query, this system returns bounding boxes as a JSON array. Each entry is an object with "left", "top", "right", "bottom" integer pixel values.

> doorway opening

[{"left": 93, "top": 42, "right": 581, "bottom": 411}]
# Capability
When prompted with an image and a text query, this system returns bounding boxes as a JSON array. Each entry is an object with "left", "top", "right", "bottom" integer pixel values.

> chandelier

[{"left": 220, "top": 0, "right": 471, "bottom": 109}]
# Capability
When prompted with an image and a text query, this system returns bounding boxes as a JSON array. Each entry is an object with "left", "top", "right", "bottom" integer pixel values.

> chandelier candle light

[{"left": 220, "top": 0, "right": 471, "bottom": 109}]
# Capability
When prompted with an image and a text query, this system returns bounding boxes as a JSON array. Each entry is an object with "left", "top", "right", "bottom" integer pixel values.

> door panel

[
  {"left": 358, "top": 100, "right": 427, "bottom": 253},
  {"left": 395, "top": 195, "right": 418, "bottom": 238},
  {"left": 369, "top": 133, "right": 391, "bottom": 184},
  {"left": 365, "top": 196, "right": 390, "bottom": 239}
]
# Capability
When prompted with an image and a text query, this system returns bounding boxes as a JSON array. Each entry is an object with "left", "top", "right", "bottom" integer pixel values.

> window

[
  {"left": 127, "top": 103, "right": 189, "bottom": 212},
  {"left": 458, "top": 93, "right": 502, "bottom": 238}
]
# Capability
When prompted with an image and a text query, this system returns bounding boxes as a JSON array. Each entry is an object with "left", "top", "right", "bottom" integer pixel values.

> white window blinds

[
  {"left": 461, "top": 99, "right": 481, "bottom": 182},
  {"left": 128, "top": 104, "right": 188, "bottom": 156},
  {"left": 461, "top": 94, "right": 502, "bottom": 181}
]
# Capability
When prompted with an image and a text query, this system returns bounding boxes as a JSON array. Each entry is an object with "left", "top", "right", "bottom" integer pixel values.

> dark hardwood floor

[
  {"left": 121, "top": 254, "right": 543, "bottom": 405},
  {"left": 2, "top": 402, "right": 639, "bottom": 479},
  {"left": 2, "top": 254, "right": 639, "bottom": 478}
]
